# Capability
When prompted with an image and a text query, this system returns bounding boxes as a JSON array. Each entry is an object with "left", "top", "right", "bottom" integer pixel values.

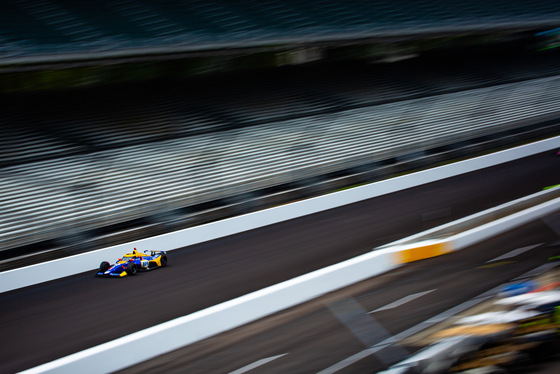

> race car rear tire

[
  {"left": 99, "top": 261, "right": 110, "bottom": 273},
  {"left": 126, "top": 262, "right": 138, "bottom": 276},
  {"left": 161, "top": 255, "right": 168, "bottom": 267}
]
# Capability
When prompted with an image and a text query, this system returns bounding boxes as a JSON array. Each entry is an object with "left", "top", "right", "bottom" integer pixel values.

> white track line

[
  {"left": 486, "top": 243, "right": 541, "bottom": 263},
  {"left": 329, "top": 298, "right": 409, "bottom": 365},
  {"left": 316, "top": 346, "right": 387, "bottom": 374},
  {"left": 229, "top": 353, "right": 287, "bottom": 374},
  {"left": 369, "top": 289, "right": 436, "bottom": 313}
]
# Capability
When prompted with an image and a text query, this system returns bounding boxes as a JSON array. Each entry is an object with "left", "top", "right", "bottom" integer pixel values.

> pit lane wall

[
  {"left": 382, "top": 183, "right": 560, "bottom": 261},
  {"left": 2, "top": 136, "right": 559, "bottom": 295}
]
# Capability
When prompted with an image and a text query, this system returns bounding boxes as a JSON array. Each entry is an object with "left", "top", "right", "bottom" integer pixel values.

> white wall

[
  {"left": 20, "top": 248, "right": 399, "bottom": 374},
  {"left": 21, "top": 188, "right": 560, "bottom": 374},
  {"left": 15, "top": 136, "right": 560, "bottom": 374},
  {"left": 2, "top": 136, "right": 558, "bottom": 294}
]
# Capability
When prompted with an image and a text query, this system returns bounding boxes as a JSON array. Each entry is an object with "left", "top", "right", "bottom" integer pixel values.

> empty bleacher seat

[{"left": 2, "top": 69, "right": 560, "bottom": 250}]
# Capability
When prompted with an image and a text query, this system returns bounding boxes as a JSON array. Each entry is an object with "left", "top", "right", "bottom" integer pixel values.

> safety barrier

[
  {"left": 3, "top": 136, "right": 559, "bottom": 294},
  {"left": 20, "top": 178, "right": 560, "bottom": 373},
  {"left": 15, "top": 136, "right": 560, "bottom": 373},
  {"left": 20, "top": 247, "right": 401, "bottom": 374},
  {"left": 394, "top": 240, "right": 453, "bottom": 263},
  {"left": 382, "top": 184, "right": 560, "bottom": 255}
]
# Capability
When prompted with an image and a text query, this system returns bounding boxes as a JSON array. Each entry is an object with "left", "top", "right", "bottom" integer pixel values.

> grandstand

[
  {"left": 1, "top": 1, "right": 560, "bottom": 267},
  {"left": 1, "top": 0, "right": 560, "bottom": 64}
]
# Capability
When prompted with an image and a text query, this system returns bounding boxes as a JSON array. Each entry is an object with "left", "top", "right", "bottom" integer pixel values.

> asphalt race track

[
  {"left": 119, "top": 216, "right": 560, "bottom": 373},
  {"left": 1, "top": 151, "right": 560, "bottom": 373}
]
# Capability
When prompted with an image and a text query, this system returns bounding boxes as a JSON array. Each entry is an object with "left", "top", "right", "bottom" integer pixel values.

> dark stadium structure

[
  {"left": 1, "top": 0, "right": 560, "bottom": 65},
  {"left": 1, "top": 1, "right": 560, "bottom": 269}
]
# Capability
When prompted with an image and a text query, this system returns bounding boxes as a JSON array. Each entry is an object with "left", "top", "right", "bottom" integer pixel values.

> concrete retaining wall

[
  {"left": 21, "top": 248, "right": 400, "bottom": 374},
  {"left": 21, "top": 192, "right": 560, "bottom": 374},
  {"left": 3, "top": 136, "right": 559, "bottom": 294},
  {"left": 383, "top": 184, "right": 560, "bottom": 256},
  {"left": 451, "top": 196, "right": 560, "bottom": 251},
  {"left": 10, "top": 136, "right": 560, "bottom": 374}
]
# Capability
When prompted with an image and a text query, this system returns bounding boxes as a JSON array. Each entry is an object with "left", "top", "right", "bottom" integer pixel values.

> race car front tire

[
  {"left": 99, "top": 261, "right": 110, "bottom": 273},
  {"left": 161, "top": 255, "right": 168, "bottom": 267},
  {"left": 126, "top": 262, "right": 138, "bottom": 276}
]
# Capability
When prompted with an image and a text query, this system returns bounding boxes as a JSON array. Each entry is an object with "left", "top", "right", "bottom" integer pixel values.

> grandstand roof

[{"left": 1, "top": 0, "right": 560, "bottom": 65}]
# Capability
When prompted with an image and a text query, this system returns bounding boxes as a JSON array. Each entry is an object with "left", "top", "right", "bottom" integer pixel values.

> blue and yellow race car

[{"left": 96, "top": 248, "right": 167, "bottom": 277}]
